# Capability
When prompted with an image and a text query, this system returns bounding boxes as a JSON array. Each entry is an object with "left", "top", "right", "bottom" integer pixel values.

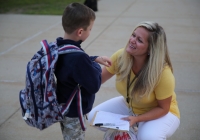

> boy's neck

[{"left": 63, "top": 32, "right": 79, "bottom": 42}]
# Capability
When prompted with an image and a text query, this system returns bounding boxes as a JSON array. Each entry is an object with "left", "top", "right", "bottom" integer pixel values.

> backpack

[{"left": 19, "top": 40, "right": 86, "bottom": 131}]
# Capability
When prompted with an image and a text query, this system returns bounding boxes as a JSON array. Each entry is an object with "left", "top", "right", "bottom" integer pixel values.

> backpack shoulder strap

[
  {"left": 40, "top": 40, "right": 57, "bottom": 56},
  {"left": 58, "top": 44, "right": 85, "bottom": 55}
]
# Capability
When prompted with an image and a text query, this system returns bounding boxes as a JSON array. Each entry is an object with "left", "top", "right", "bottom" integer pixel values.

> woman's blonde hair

[{"left": 116, "top": 21, "right": 173, "bottom": 98}]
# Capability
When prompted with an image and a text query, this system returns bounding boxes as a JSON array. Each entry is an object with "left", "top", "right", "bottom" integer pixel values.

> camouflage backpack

[{"left": 19, "top": 40, "right": 86, "bottom": 130}]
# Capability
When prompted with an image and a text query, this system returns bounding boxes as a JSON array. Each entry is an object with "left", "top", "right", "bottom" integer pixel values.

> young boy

[{"left": 55, "top": 3, "right": 111, "bottom": 140}]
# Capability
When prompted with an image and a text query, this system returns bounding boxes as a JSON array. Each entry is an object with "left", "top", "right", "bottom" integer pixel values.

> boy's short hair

[{"left": 62, "top": 3, "right": 96, "bottom": 34}]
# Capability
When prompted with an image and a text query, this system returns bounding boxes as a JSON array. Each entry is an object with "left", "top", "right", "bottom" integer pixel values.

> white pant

[{"left": 88, "top": 96, "right": 180, "bottom": 140}]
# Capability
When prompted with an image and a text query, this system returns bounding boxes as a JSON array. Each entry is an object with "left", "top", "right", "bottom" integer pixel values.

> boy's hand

[{"left": 95, "top": 56, "right": 112, "bottom": 67}]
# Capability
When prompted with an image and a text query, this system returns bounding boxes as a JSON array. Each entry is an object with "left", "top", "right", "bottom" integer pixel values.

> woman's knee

[
  {"left": 137, "top": 132, "right": 165, "bottom": 140},
  {"left": 88, "top": 109, "right": 96, "bottom": 123},
  {"left": 137, "top": 121, "right": 165, "bottom": 140},
  {"left": 88, "top": 96, "right": 127, "bottom": 123}
]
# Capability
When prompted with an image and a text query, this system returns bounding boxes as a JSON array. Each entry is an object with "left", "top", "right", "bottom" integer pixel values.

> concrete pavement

[{"left": 0, "top": 0, "right": 200, "bottom": 139}]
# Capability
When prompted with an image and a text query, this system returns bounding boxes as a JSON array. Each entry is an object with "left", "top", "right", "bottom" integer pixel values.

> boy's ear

[{"left": 77, "top": 28, "right": 83, "bottom": 37}]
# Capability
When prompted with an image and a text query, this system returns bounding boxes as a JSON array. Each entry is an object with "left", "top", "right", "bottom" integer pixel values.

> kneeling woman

[{"left": 88, "top": 21, "right": 180, "bottom": 140}]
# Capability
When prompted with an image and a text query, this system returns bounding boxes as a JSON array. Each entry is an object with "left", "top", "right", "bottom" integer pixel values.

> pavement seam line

[
  {"left": 0, "top": 108, "right": 20, "bottom": 128},
  {"left": 0, "top": 21, "right": 61, "bottom": 56},
  {"left": 83, "top": 0, "right": 137, "bottom": 50}
]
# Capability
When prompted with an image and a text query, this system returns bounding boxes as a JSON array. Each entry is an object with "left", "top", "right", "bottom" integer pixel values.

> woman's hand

[
  {"left": 121, "top": 116, "right": 138, "bottom": 127},
  {"left": 95, "top": 56, "right": 112, "bottom": 67}
]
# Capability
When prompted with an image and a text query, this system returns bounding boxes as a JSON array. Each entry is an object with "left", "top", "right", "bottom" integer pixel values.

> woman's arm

[
  {"left": 122, "top": 96, "right": 172, "bottom": 126},
  {"left": 101, "top": 67, "right": 114, "bottom": 84}
]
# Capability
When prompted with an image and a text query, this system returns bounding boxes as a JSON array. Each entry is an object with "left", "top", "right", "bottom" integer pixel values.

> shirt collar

[{"left": 56, "top": 37, "right": 83, "bottom": 49}]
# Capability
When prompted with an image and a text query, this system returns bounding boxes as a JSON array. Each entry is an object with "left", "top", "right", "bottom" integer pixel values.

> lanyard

[
  {"left": 126, "top": 71, "right": 140, "bottom": 128},
  {"left": 126, "top": 72, "right": 138, "bottom": 103}
]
